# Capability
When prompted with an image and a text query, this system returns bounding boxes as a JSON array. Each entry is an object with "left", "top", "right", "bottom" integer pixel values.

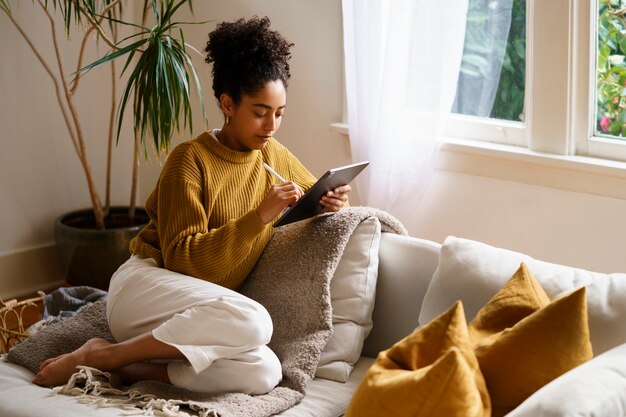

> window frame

[
  {"left": 582, "top": 0, "right": 626, "bottom": 160},
  {"left": 444, "top": 0, "right": 626, "bottom": 162}
]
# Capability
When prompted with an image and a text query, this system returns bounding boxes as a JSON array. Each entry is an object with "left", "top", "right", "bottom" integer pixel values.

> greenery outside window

[{"left": 596, "top": 0, "right": 626, "bottom": 140}]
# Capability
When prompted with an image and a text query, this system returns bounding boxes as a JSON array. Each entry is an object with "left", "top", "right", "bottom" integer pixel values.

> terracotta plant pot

[{"left": 54, "top": 207, "right": 149, "bottom": 291}]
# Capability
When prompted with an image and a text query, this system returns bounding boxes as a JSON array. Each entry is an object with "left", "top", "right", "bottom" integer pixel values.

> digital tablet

[{"left": 273, "top": 161, "right": 369, "bottom": 227}]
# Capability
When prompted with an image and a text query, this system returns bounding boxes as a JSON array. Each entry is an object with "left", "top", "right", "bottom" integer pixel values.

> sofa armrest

[{"left": 361, "top": 233, "right": 441, "bottom": 358}]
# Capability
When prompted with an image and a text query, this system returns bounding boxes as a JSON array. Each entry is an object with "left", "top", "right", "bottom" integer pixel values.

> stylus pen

[{"left": 263, "top": 163, "right": 287, "bottom": 183}]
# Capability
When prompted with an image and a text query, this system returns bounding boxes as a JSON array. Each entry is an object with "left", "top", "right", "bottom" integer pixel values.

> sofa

[{"left": 1, "top": 222, "right": 625, "bottom": 417}]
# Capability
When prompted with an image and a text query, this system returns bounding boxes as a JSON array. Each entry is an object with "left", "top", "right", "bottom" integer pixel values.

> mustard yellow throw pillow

[
  {"left": 345, "top": 301, "right": 490, "bottom": 417},
  {"left": 468, "top": 262, "right": 550, "bottom": 342},
  {"left": 346, "top": 263, "right": 592, "bottom": 417},
  {"left": 469, "top": 263, "right": 593, "bottom": 417}
]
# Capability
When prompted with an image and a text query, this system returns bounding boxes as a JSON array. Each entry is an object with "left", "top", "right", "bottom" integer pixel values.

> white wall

[
  {"left": 0, "top": 5, "right": 137, "bottom": 297},
  {"left": 1, "top": 1, "right": 625, "bottom": 298},
  {"left": 409, "top": 167, "right": 626, "bottom": 274}
]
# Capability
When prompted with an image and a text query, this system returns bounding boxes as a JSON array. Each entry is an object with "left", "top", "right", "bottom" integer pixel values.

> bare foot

[
  {"left": 33, "top": 338, "right": 112, "bottom": 387},
  {"left": 39, "top": 353, "right": 67, "bottom": 371}
]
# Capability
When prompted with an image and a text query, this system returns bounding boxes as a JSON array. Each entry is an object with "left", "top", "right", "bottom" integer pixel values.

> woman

[{"left": 33, "top": 16, "right": 351, "bottom": 394}]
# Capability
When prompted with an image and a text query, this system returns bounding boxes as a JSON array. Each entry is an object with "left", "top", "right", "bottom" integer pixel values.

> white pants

[{"left": 106, "top": 255, "right": 282, "bottom": 394}]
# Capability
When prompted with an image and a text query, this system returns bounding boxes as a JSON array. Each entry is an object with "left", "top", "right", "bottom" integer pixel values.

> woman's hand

[
  {"left": 320, "top": 184, "right": 351, "bottom": 212},
  {"left": 256, "top": 182, "right": 304, "bottom": 224}
]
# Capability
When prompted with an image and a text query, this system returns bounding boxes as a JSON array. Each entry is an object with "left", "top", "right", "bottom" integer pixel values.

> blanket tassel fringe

[{"left": 55, "top": 367, "right": 219, "bottom": 417}]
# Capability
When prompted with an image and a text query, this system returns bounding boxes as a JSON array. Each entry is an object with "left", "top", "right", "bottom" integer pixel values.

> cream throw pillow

[
  {"left": 315, "top": 217, "right": 381, "bottom": 382},
  {"left": 507, "top": 342, "right": 626, "bottom": 417}
]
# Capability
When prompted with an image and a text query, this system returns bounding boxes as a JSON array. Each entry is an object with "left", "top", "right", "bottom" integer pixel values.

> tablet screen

[{"left": 273, "top": 161, "right": 369, "bottom": 227}]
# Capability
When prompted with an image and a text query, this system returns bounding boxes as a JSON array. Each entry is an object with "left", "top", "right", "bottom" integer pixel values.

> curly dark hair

[{"left": 204, "top": 16, "right": 294, "bottom": 105}]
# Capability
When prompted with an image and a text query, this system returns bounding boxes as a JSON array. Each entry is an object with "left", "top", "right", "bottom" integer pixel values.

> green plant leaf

[
  {"left": 181, "top": 47, "right": 206, "bottom": 124},
  {"left": 94, "top": 13, "right": 147, "bottom": 31},
  {"left": 610, "top": 120, "right": 621, "bottom": 135},
  {"left": 161, "top": 19, "right": 212, "bottom": 33},
  {"left": 610, "top": 65, "right": 626, "bottom": 75},
  {"left": 44, "top": 0, "right": 84, "bottom": 34},
  {"left": 114, "top": 8, "right": 205, "bottom": 155},
  {"left": 75, "top": 37, "right": 148, "bottom": 78},
  {"left": 152, "top": 0, "right": 159, "bottom": 23},
  {"left": 619, "top": 35, "right": 626, "bottom": 55},
  {"left": 121, "top": 47, "right": 136, "bottom": 74},
  {"left": 161, "top": 0, "right": 189, "bottom": 25}
]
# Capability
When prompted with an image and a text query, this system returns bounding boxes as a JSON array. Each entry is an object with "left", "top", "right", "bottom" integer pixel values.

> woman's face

[{"left": 220, "top": 80, "right": 287, "bottom": 152}]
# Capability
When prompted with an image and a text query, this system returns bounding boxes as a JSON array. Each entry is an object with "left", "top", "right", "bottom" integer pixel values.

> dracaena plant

[{"left": 0, "top": 0, "right": 207, "bottom": 229}]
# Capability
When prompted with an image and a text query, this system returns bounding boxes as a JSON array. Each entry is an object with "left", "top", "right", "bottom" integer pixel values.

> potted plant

[{"left": 0, "top": 0, "right": 207, "bottom": 289}]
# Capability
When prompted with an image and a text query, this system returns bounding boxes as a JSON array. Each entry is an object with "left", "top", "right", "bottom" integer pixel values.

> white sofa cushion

[
  {"left": 419, "top": 236, "right": 626, "bottom": 355},
  {"left": 315, "top": 217, "right": 381, "bottom": 382},
  {"left": 0, "top": 356, "right": 375, "bottom": 417},
  {"left": 280, "top": 358, "right": 375, "bottom": 417},
  {"left": 507, "top": 342, "right": 626, "bottom": 417}
]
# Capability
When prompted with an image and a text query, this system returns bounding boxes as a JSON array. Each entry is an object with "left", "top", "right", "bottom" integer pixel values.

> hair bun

[{"left": 205, "top": 16, "right": 294, "bottom": 103}]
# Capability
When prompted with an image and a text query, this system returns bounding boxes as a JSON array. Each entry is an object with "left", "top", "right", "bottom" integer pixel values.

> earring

[{"left": 226, "top": 116, "right": 230, "bottom": 126}]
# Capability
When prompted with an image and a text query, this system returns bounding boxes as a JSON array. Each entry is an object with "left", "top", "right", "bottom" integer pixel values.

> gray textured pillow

[{"left": 7, "top": 300, "right": 114, "bottom": 373}]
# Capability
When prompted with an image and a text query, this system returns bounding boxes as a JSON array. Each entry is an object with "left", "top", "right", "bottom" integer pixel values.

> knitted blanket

[{"left": 9, "top": 207, "right": 406, "bottom": 417}]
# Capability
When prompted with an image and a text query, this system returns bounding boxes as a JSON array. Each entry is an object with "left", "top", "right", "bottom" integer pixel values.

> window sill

[{"left": 330, "top": 122, "right": 626, "bottom": 200}]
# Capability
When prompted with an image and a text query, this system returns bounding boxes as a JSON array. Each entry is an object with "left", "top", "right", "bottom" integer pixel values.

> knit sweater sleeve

[{"left": 156, "top": 144, "right": 268, "bottom": 284}]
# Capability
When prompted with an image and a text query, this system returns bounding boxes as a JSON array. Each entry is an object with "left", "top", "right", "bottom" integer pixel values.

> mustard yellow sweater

[{"left": 130, "top": 131, "right": 317, "bottom": 290}]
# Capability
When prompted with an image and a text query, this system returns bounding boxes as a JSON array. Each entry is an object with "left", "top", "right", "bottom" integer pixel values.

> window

[
  {"left": 453, "top": 0, "right": 526, "bottom": 123},
  {"left": 595, "top": 1, "right": 626, "bottom": 140},
  {"left": 445, "top": 0, "right": 626, "bottom": 163},
  {"left": 447, "top": 0, "right": 527, "bottom": 146}
]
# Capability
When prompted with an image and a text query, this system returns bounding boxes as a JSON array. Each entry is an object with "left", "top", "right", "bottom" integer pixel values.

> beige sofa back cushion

[{"left": 361, "top": 233, "right": 440, "bottom": 358}]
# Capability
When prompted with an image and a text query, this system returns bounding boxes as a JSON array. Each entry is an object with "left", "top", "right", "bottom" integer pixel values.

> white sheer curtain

[
  {"left": 453, "top": 0, "right": 514, "bottom": 117},
  {"left": 342, "top": 0, "right": 468, "bottom": 226}
]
